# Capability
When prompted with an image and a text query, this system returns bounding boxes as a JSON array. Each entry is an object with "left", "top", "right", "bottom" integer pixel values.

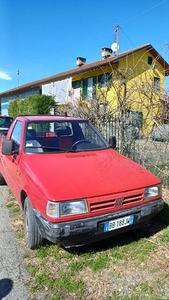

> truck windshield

[{"left": 24, "top": 119, "right": 109, "bottom": 153}]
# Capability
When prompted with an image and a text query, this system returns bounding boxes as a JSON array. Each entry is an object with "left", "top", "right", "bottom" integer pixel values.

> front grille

[{"left": 88, "top": 191, "right": 144, "bottom": 213}]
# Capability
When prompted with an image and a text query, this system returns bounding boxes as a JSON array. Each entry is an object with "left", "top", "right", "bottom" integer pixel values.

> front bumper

[{"left": 34, "top": 198, "right": 164, "bottom": 248}]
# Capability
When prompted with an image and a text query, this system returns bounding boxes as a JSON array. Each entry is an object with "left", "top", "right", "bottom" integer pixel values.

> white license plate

[{"left": 104, "top": 215, "right": 134, "bottom": 232}]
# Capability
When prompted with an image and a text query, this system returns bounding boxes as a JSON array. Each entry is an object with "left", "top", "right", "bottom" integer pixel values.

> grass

[
  {"left": 6, "top": 189, "right": 169, "bottom": 300},
  {"left": 146, "top": 163, "right": 169, "bottom": 187},
  {"left": 159, "top": 228, "right": 169, "bottom": 244}
]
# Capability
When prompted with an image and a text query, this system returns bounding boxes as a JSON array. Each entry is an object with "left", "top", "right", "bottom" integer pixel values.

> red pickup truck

[{"left": 0, "top": 115, "right": 164, "bottom": 249}]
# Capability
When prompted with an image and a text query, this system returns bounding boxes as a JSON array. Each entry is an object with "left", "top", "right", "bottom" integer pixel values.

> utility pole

[
  {"left": 17, "top": 70, "right": 20, "bottom": 87},
  {"left": 115, "top": 24, "right": 119, "bottom": 54},
  {"left": 111, "top": 24, "right": 120, "bottom": 55}
]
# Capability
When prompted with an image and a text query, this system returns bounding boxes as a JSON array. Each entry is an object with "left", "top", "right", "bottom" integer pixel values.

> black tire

[
  {"left": 24, "top": 197, "right": 43, "bottom": 249},
  {"left": 0, "top": 172, "right": 6, "bottom": 185}
]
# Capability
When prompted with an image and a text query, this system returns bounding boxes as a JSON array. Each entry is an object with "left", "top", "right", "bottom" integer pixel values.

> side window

[{"left": 11, "top": 120, "right": 23, "bottom": 150}]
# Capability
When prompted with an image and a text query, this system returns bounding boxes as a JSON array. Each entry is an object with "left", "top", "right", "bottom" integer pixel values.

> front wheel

[{"left": 24, "top": 197, "right": 43, "bottom": 249}]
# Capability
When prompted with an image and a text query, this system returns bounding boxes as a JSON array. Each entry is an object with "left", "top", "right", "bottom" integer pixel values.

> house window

[
  {"left": 153, "top": 77, "right": 160, "bottom": 91},
  {"left": 148, "top": 56, "right": 153, "bottom": 65},
  {"left": 98, "top": 72, "right": 112, "bottom": 88},
  {"left": 82, "top": 77, "right": 96, "bottom": 99},
  {"left": 72, "top": 80, "right": 81, "bottom": 89}
]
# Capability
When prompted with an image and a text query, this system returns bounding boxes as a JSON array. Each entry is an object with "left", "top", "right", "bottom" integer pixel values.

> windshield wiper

[{"left": 42, "top": 146, "right": 81, "bottom": 153}]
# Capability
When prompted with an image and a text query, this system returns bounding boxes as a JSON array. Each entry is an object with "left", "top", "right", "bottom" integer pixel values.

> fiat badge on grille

[{"left": 115, "top": 197, "right": 124, "bottom": 206}]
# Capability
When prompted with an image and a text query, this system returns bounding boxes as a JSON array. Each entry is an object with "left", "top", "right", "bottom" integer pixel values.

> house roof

[{"left": 1, "top": 43, "right": 169, "bottom": 97}]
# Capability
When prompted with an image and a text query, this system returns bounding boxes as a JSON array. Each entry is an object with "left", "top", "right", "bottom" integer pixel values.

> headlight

[
  {"left": 46, "top": 199, "right": 87, "bottom": 218},
  {"left": 144, "top": 184, "right": 162, "bottom": 200}
]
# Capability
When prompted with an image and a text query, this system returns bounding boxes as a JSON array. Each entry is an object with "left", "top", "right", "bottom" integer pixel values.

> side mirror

[
  {"left": 2, "top": 140, "right": 16, "bottom": 155},
  {"left": 109, "top": 136, "right": 116, "bottom": 149}
]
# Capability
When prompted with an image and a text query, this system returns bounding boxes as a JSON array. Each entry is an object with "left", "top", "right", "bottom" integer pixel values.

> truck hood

[{"left": 22, "top": 149, "right": 160, "bottom": 200}]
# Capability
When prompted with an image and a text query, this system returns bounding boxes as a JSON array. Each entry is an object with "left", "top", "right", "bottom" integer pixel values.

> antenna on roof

[{"left": 111, "top": 24, "right": 119, "bottom": 55}]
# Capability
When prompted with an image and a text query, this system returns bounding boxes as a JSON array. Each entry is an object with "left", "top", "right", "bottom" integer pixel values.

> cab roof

[{"left": 16, "top": 115, "right": 84, "bottom": 122}]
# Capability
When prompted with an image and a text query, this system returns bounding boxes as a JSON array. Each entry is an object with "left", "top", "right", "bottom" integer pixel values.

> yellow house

[
  {"left": 70, "top": 45, "right": 169, "bottom": 134},
  {"left": 0, "top": 43, "right": 168, "bottom": 135}
]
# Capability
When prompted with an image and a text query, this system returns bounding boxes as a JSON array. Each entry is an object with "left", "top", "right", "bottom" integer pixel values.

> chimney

[
  {"left": 101, "top": 47, "right": 112, "bottom": 59},
  {"left": 76, "top": 57, "right": 86, "bottom": 67}
]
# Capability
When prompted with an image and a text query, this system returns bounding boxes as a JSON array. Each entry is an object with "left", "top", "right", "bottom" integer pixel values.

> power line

[
  {"left": 116, "top": 0, "right": 168, "bottom": 50},
  {"left": 121, "top": 0, "right": 168, "bottom": 26},
  {"left": 119, "top": 26, "right": 136, "bottom": 48}
]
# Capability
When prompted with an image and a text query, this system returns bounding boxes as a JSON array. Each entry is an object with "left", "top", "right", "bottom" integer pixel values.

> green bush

[{"left": 8, "top": 94, "right": 55, "bottom": 118}]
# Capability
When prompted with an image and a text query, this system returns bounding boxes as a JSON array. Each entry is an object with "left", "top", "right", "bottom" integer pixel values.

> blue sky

[{"left": 0, "top": 0, "right": 169, "bottom": 92}]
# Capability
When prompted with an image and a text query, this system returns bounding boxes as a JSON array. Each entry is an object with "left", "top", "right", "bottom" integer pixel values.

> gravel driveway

[{"left": 0, "top": 186, "right": 29, "bottom": 300}]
